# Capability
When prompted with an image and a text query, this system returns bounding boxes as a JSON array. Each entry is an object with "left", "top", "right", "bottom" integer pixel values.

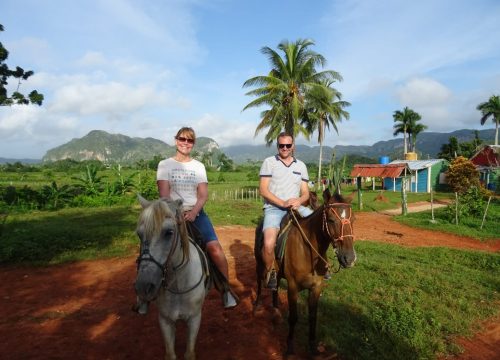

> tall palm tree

[
  {"left": 477, "top": 95, "right": 500, "bottom": 145},
  {"left": 303, "top": 82, "right": 350, "bottom": 185},
  {"left": 242, "top": 39, "right": 342, "bottom": 144},
  {"left": 393, "top": 107, "right": 420, "bottom": 155}
]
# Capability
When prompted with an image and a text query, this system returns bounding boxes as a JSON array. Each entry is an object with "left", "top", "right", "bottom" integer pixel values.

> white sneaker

[{"left": 223, "top": 291, "right": 238, "bottom": 309}]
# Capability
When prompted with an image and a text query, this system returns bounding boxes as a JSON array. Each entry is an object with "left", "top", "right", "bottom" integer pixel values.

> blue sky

[{"left": 1, "top": 0, "right": 499, "bottom": 159}]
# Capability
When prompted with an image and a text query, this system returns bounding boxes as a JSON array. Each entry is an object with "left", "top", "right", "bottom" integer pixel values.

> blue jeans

[{"left": 193, "top": 209, "right": 218, "bottom": 244}]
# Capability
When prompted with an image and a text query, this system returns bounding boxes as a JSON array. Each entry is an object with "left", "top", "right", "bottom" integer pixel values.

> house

[
  {"left": 350, "top": 160, "right": 448, "bottom": 193},
  {"left": 387, "top": 159, "right": 448, "bottom": 193},
  {"left": 469, "top": 145, "right": 499, "bottom": 191}
]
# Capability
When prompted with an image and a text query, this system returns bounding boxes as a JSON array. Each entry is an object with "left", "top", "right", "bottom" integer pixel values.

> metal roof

[
  {"left": 350, "top": 164, "right": 409, "bottom": 178},
  {"left": 389, "top": 159, "right": 445, "bottom": 170}
]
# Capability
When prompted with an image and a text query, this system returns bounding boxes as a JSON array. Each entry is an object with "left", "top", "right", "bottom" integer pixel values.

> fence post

[{"left": 480, "top": 196, "right": 492, "bottom": 230}]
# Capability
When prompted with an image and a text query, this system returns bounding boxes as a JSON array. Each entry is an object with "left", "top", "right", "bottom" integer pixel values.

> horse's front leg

[
  {"left": 185, "top": 310, "right": 202, "bottom": 360},
  {"left": 308, "top": 285, "right": 322, "bottom": 355},
  {"left": 158, "top": 315, "right": 177, "bottom": 360},
  {"left": 286, "top": 283, "right": 299, "bottom": 355}
]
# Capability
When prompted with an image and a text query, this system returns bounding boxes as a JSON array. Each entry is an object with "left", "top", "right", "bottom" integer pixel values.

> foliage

[
  {"left": 242, "top": 38, "right": 343, "bottom": 144},
  {"left": 445, "top": 156, "right": 480, "bottom": 194},
  {"left": 437, "top": 132, "right": 483, "bottom": 161},
  {"left": 476, "top": 94, "right": 500, "bottom": 145},
  {"left": 0, "top": 24, "right": 44, "bottom": 106}
]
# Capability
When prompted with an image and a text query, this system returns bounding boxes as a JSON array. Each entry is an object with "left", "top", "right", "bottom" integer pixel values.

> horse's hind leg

[
  {"left": 286, "top": 285, "right": 299, "bottom": 355},
  {"left": 158, "top": 316, "right": 177, "bottom": 360},
  {"left": 185, "top": 311, "right": 202, "bottom": 360}
]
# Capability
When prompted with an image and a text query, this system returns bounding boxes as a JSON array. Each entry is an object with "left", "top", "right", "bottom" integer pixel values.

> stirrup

[{"left": 265, "top": 269, "right": 278, "bottom": 290}]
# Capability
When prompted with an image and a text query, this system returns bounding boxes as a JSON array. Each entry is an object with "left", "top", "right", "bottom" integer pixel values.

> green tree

[
  {"left": 242, "top": 39, "right": 342, "bottom": 144},
  {"left": 303, "top": 81, "right": 350, "bottom": 186},
  {"left": 393, "top": 107, "right": 420, "bottom": 155},
  {"left": 476, "top": 94, "right": 500, "bottom": 145},
  {"left": 437, "top": 136, "right": 460, "bottom": 161},
  {"left": 446, "top": 156, "right": 480, "bottom": 194},
  {"left": 0, "top": 24, "right": 43, "bottom": 106}
]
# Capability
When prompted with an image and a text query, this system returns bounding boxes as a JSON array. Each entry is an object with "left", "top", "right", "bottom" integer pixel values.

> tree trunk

[
  {"left": 495, "top": 120, "right": 499, "bottom": 146},
  {"left": 403, "top": 126, "right": 408, "bottom": 155}
]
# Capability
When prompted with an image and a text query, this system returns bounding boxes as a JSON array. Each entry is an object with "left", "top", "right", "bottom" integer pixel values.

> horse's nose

[{"left": 135, "top": 280, "right": 157, "bottom": 299}]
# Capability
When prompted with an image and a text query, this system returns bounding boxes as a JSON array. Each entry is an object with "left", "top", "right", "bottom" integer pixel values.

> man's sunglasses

[
  {"left": 176, "top": 136, "right": 195, "bottom": 144},
  {"left": 278, "top": 143, "right": 293, "bottom": 149}
]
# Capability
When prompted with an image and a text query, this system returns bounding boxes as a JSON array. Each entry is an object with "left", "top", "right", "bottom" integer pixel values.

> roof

[
  {"left": 389, "top": 159, "right": 445, "bottom": 170},
  {"left": 470, "top": 145, "right": 500, "bottom": 167},
  {"left": 350, "top": 164, "right": 409, "bottom": 178}
]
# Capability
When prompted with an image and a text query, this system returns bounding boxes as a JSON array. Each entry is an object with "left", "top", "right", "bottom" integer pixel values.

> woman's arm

[
  {"left": 157, "top": 180, "right": 171, "bottom": 198},
  {"left": 184, "top": 182, "right": 208, "bottom": 222}
]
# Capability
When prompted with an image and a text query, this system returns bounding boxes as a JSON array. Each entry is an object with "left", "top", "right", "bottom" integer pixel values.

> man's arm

[{"left": 259, "top": 176, "right": 287, "bottom": 208}]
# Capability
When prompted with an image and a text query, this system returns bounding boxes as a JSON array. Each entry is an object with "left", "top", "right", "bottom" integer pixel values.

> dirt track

[{"left": 0, "top": 209, "right": 498, "bottom": 360}]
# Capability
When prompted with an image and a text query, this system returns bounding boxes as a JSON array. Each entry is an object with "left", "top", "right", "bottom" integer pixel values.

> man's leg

[{"left": 262, "top": 227, "right": 279, "bottom": 290}]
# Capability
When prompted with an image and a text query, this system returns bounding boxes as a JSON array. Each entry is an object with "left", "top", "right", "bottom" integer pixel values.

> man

[{"left": 259, "top": 132, "right": 313, "bottom": 290}]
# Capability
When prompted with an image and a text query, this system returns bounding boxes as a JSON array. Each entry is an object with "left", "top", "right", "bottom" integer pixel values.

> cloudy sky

[{"left": 1, "top": 0, "right": 499, "bottom": 159}]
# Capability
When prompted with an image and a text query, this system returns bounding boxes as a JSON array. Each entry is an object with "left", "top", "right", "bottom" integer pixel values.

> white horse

[{"left": 135, "top": 196, "right": 209, "bottom": 360}]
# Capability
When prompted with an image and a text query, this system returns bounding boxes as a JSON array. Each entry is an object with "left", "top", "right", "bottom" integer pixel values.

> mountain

[
  {"left": 42, "top": 130, "right": 220, "bottom": 164},
  {"left": 222, "top": 129, "right": 496, "bottom": 164},
  {"left": 37, "top": 128, "right": 496, "bottom": 165}
]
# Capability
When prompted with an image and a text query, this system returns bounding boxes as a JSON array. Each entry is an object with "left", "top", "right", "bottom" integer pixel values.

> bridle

[
  {"left": 136, "top": 222, "right": 204, "bottom": 295},
  {"left": 322, "top": 203, "right": 355, "bottom": 246}
]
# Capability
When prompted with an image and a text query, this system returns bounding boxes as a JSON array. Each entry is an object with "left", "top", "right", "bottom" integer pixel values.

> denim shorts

[
  {"left": 262, "top": 205, "right": 313, "bottom": 230},
  {"left": 193, "top": 209, "right": 218, "bottom": 244}
]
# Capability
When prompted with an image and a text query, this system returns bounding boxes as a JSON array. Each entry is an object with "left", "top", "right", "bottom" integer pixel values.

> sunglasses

[
  {"left": 278, "top": 143, "right": 293, "bottom": 149},
  {"left": 176, "top": 136, "right": 195, "bottom": 144}
]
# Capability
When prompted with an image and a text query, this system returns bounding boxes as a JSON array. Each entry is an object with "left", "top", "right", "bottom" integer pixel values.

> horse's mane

[{"left": 139, "top": 199, "right": 190, "bottom": 260}]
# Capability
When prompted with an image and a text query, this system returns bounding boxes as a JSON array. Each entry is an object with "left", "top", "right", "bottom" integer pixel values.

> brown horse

[{"left": 254, "top": 189, "right": 356, "bottom": 355}]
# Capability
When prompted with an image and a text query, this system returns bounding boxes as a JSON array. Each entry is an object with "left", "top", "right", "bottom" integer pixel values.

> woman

[{"left": 157, "top": 127, "right": 237, "bottom": 309}]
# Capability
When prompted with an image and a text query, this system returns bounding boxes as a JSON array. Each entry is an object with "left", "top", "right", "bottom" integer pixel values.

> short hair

[
  {"left": 277, "top": 132, "right": 294, "bottom": 145},
  {"left": 175, "top": 127, "right": 196, "bottom": 142}
]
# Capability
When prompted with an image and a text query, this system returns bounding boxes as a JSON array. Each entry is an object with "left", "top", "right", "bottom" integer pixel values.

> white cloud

[{"left": 396, "top": 78, "right": 452, "bottom": 108}]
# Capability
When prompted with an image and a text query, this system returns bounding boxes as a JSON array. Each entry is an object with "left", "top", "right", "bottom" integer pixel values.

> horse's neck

[{"left": 298, "top": 207, "right": 329, "bottom": 251}]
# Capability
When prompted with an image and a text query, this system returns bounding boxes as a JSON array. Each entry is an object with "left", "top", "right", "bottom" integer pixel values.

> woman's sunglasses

[
  {"left": 176, "top": 136, "right": 195, "bottom": 144},
  {"left": 278, "top": 143, "right": 293, "bottom": 149}
]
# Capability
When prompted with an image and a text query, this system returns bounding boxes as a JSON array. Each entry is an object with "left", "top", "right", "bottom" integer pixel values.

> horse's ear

[
  {"left": 137, "top": 194, "right": 150, "bottom": 209},
  {"left": 323, "top": 188, "right": 331, "bottom": 203}
]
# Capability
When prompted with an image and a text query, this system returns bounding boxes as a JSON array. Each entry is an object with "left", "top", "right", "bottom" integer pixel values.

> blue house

[{"left": 383, "top": 159, "right": 448, "bottom": 193}]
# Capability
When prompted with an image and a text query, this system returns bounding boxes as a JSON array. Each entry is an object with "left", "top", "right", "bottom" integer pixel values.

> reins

[
  {"left": 289, "top": 210, "right": 341, "bottom": 274},
  {"left": 289, "top": 202, "right": 354, "bottom": 275}
]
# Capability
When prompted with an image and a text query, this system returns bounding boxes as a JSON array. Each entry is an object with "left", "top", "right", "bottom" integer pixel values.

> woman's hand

[{"left": 183, "top": 210, "right": 197, "bottom": 222}]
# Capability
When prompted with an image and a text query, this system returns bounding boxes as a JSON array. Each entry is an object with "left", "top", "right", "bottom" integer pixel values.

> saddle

[{"left": 186, "top": 222, "right": 238, "bottom": 301}]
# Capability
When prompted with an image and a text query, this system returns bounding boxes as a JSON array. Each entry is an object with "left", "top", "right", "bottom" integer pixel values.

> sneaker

[
  {"left": 133, "top": 298, "right": 149, "bottom": 315},
  {"left": 223, "top": 290, "right": 238, "bottom": 309},
  {"left": 265, "top": 269, "right": 278, "bottom": 290}
]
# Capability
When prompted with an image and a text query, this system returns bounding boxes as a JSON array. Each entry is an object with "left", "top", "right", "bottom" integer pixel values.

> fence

[{"left": 210, "top": 188, "right": 261, "bottom": 201}]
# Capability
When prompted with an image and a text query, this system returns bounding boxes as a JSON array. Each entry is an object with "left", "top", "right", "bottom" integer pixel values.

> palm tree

[
  {"left": 242, "top": 39, "right": 342, "bottom": 144},
  {"left": 408, "top": 119, "right": 427, "bottom": 153},
  {"left": 476, "top": 95, "right": 500, "bottom": 145},
  {"left": 393, "top": 107, "right": 420, "bottom": 155},
  {"left": 303, "top": 82, "right": 350, "bottom": 185}
]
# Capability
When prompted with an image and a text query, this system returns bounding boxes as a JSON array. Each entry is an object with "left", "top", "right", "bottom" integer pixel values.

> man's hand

[{"left": 283, "top": 198, "right": 302, "bottom": 210}]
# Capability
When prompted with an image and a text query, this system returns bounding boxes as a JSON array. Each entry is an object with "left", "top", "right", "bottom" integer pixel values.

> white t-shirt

[{"left": 156, "top": 158, "right": 208, "bottom": 207}]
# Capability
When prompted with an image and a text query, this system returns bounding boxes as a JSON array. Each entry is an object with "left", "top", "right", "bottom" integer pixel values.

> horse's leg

[
  {"left": 158, "top": 315, "right": 177, "bottom": 360},
  {"left": 286, "top": 284, "right": 299, "bottom": 355},
  {"left": 308, "top": 286, "right": 322, "bottom": 355},
  {"left": 184, "top": 310, "right": 202, "bottom": 360}
]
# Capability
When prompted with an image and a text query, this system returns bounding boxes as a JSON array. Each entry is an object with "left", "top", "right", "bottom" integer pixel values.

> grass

[
  {"left": 295, "top": 242, "right": 500, "bottom": 359},
  {"left": 394, "top": 197, "right": 500, "bottom": 240}
]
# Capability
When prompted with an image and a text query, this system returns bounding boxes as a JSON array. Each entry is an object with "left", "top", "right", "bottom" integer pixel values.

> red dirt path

[{"left": 1, "top": 210, "right": 498, "bottom": 360}]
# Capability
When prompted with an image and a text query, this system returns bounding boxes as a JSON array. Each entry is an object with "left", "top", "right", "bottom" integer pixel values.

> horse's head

[
  {"left": 134, "top": 195, "right": 188, "bottom": 301},
  {"left": 322, "top": 189, "right": 357, "bottom": 268}
]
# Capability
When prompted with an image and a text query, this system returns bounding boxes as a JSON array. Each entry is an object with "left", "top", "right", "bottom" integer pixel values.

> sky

[{"left": 1, "top": 0, "right": 499, "bottom": 159}]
